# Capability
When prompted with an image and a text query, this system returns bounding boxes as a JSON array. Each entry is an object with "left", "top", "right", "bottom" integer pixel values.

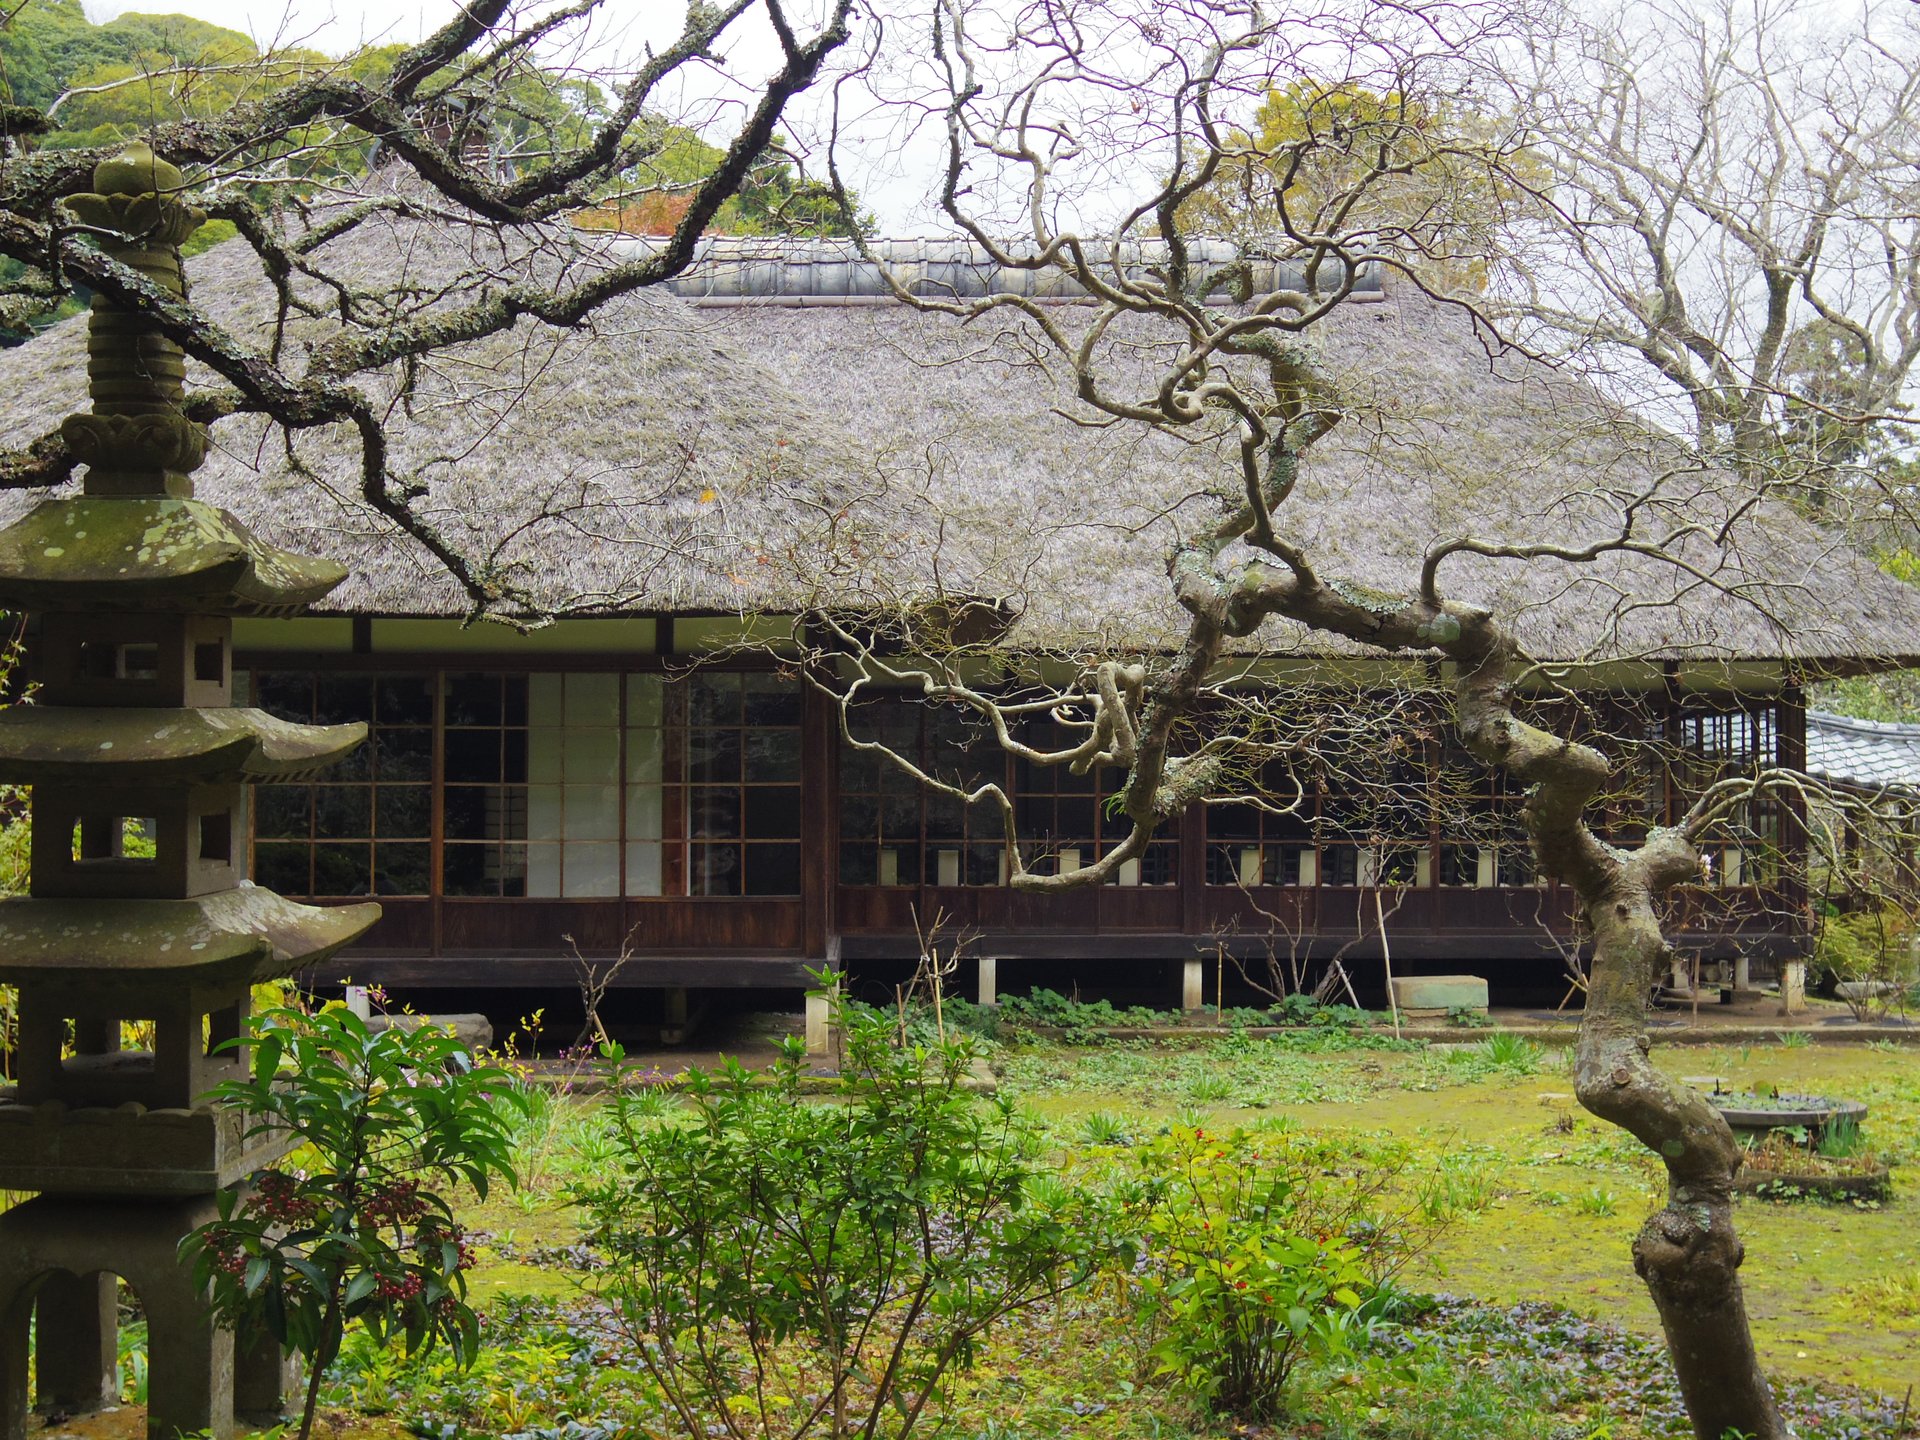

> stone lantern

[{"left": 0, "top": 143, "right": 379, "bottom": 1439}]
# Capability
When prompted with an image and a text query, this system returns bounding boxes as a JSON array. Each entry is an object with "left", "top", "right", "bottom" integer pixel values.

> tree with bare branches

[
  {"left": 787, "top": 1, "right": 1920, "bottom": 1433},
  {"left": 1480, "top": 0, "right": 1920, "bottom": 497},
  {"left": 0, "top": 0, "right": 1911, "bottom": 1433},
  {"left": 0, "top": 0, "right": 860, "bottom": 612}
]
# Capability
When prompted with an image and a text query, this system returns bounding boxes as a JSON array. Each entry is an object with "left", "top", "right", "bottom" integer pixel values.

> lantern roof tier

[
  {"left": 0, "top": 708, "right": 364, "bottom": 786},
  {"left": 0, "top": 887, "right": 379, "bottom": 999},
  {"left": 0, "top": 497, "right": 346, "bottom": 615}
]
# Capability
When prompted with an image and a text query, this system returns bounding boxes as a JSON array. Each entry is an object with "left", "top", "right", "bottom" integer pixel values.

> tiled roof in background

[{"left": 1806, "top": 710, "right": 1920, "bottom": 792}]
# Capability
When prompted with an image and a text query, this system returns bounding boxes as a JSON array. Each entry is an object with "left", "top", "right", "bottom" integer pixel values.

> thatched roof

[{"left": 0, "top": 210, "right": 1913, "bottom": 667}]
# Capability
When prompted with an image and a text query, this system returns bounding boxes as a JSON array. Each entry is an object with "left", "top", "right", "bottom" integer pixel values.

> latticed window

[
  {"left": 1664, "top": 696, "right": 1785, "bottom": 887},
  {"left": 685, "top": 672, "right": 803, "bottom": 897},
  {"left": 838, "top": 696, "right": 1010, "bottom": 886},
  {"left": 245, "top": 672, "right": 432, "bottom": 897},
  {"left": 246, "top": 667, "right": 805, "bottom": 899},
  {"left": 836, "top": 694, "right": 1178, "bottom": 886}
]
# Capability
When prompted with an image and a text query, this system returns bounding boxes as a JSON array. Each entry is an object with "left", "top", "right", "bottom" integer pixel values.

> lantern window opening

[{"left": 193, "top": 641, "right": 225, "bottom": 685}]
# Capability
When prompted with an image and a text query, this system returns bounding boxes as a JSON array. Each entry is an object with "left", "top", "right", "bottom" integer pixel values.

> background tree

[
  {"left": 1475, "top": 0, "right": 1920, "bottom": 721},
  {"left": 1478, "top": 0, "right": 1920, "bottom": 495},
  {"left": 1175, "top": 78, "right": 1519, "bottom": 291}
]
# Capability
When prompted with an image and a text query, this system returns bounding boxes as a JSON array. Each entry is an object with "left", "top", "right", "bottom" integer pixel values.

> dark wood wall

[{"left": 237, "top": 646, "right": 1810, "bottom": 990}]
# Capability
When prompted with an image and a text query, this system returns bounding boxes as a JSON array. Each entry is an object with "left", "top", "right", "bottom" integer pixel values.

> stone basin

[{"left": 1707, "top": 1092, "right": 1868, "bottom": 1137}]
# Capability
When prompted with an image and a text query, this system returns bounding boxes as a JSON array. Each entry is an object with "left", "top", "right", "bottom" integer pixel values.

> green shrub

[
  {"left": 1478, "top": 1033, "right": 1542, "bottom": 1074},
  {"left": 1273, "top": 992, "right": 1376, "bottom": 1029},
  {"left": 993, "top": 987, "right": 1182, "bottom": 1042},
  {"left": 579, "top": 1005, "right": 1119, "bottom": 1440},
  {"left": 186, "top": 1004, "right": 527, "bottom": 1440},
  {"left": 1124, "top": 1124, "right": 1413, "bottom": 1420},
  {"left": 1814, "top": 906, "right": 1919, "bottom": 1019}
]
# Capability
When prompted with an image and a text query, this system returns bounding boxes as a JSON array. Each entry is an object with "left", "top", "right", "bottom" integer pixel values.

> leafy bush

[
  {"left": 999, "top": 986, "right": 1178, "bottom": 1041},
  {"left": 1813, "top": 906, "right": 1918, "bottom": 1019},
  {"left": 1123, "top": 1124, "right": 1419, "bottom": 1420},
  {"left": 1273, "top": 992, "right": 1377, "bottom": 1029},
  {"left": 186, "top": 1004, "right": 527, "bottom": 1440},
  {"left": 579, "top": 1005, "right": 1119, "bottom": 1440}
]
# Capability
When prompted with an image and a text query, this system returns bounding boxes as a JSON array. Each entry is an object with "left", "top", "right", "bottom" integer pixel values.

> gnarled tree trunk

[
  {"left": 1453, "top": 642, "right": 1786, "bottom": 1440},
  {"left": 1574, "top": 859, "right": 1784, "bottom": 1440}
]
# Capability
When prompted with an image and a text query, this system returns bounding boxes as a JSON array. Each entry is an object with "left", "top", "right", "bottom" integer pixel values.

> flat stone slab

[
  {"left": 0, "top": 1097, "right": 289, "bottom": 1194},
  {"left": 1390, "top": 974, "right": 1489, "bottom": 1016},
  {"left": 368, "top": 1012, "right": 494, "bottom": 1052}
]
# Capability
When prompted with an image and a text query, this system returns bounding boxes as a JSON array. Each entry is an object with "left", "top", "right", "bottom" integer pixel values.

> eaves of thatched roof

[{"left": 0, "top": 209, "right": 1914, "bottom": 669}]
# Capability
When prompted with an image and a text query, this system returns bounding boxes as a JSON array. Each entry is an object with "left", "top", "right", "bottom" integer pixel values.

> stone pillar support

[
  {"left": 1180, "top": 957, "right": 1205, "bottom": 1013},
  {"left": 805, "top": 974, "right": 840, "bottom": 1057},
  {"left": 34, "top": 1271, "right": 117, "bottom": 1415},
  {"left": 0, "top": 1195, "right": 236, "bottom": 1440},
  {"left": 1779, "top": 957, "right": 1808, "bottom": 1016}
]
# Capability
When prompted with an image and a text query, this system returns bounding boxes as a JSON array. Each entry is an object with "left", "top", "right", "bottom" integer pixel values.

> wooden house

[{"left": 4, "top": 218, "right": 1917, "bottom": 1007}]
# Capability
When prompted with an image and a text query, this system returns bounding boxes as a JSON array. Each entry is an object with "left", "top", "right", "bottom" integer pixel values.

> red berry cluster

[
  {"left": 360, "top": 1179, "right": 427, "bottom": 1228},
  {"left": 374, "top": 1271, "right": 426, "bottom": 1303},
  {"left": 244, "top": 1171, "right": 319, "bottom": 1226},
  {"left": 205, "top": 1227, "right": 252, "bottom": 1278}
]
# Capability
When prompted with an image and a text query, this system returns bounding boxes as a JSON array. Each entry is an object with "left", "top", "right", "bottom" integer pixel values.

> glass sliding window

[
  {"left": 1012, "top": 718, "right": 1176, "bottom": 885},
  {"left": 838, "top": 694, "right": 923, "bottom": 886},
  {"left": 686, "top": 671, "right": 802, "bottom": 896},
  {"left": 625, "top": 673, "right": 677, "bottom": 896},
  {"left": 1205, "top": 784, "right": 1315, "bottom": 886},
  {"left": 1317, "top": 740, "right": 1433, "bottom": 888},
  {"left": 928, "top": 708, "right": 1011, "bottom": 885},
  {"left": 526, "top": 673, "right": 621, "bottom": 897},
  {"left": 1205, "top": 742, "right": 1434, "bottom": 888},
  {"left": 1669, "top": 698, "right": 1782, "bottom": 887},
  {"left": 839, "top": 696, "right": 1176, "bottom": 888},
  {"left": 441, "top": 672, "right": 531, "bottom": 896},
  {"left": 247, "top": 671, "right": 432, "bottom": 897},
  {"left": 1435, "top": 747, "right": 1534, "bottom": 887},
  {"left": 1014, "top": 719, "right": 1097, "bottom": 880},
  {"left": 1581, "top": 696, "right": 1665, "bottom": 852},
  {"left": 245, "top": 666, "right": 810, "bottom": 901}
]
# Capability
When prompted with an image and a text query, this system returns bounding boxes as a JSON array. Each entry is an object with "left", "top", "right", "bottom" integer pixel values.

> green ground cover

[
  {"left": 999, "top": 1032, "right": 1920, "bottom": 1402},
  {"left": 77, "top": 1027, "right": 1920, "bottom": 1440}
]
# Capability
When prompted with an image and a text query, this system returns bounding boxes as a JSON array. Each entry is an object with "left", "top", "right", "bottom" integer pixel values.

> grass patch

[{"left": 139, "top": 1035, "right": 1919, "bottom": 1440}]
